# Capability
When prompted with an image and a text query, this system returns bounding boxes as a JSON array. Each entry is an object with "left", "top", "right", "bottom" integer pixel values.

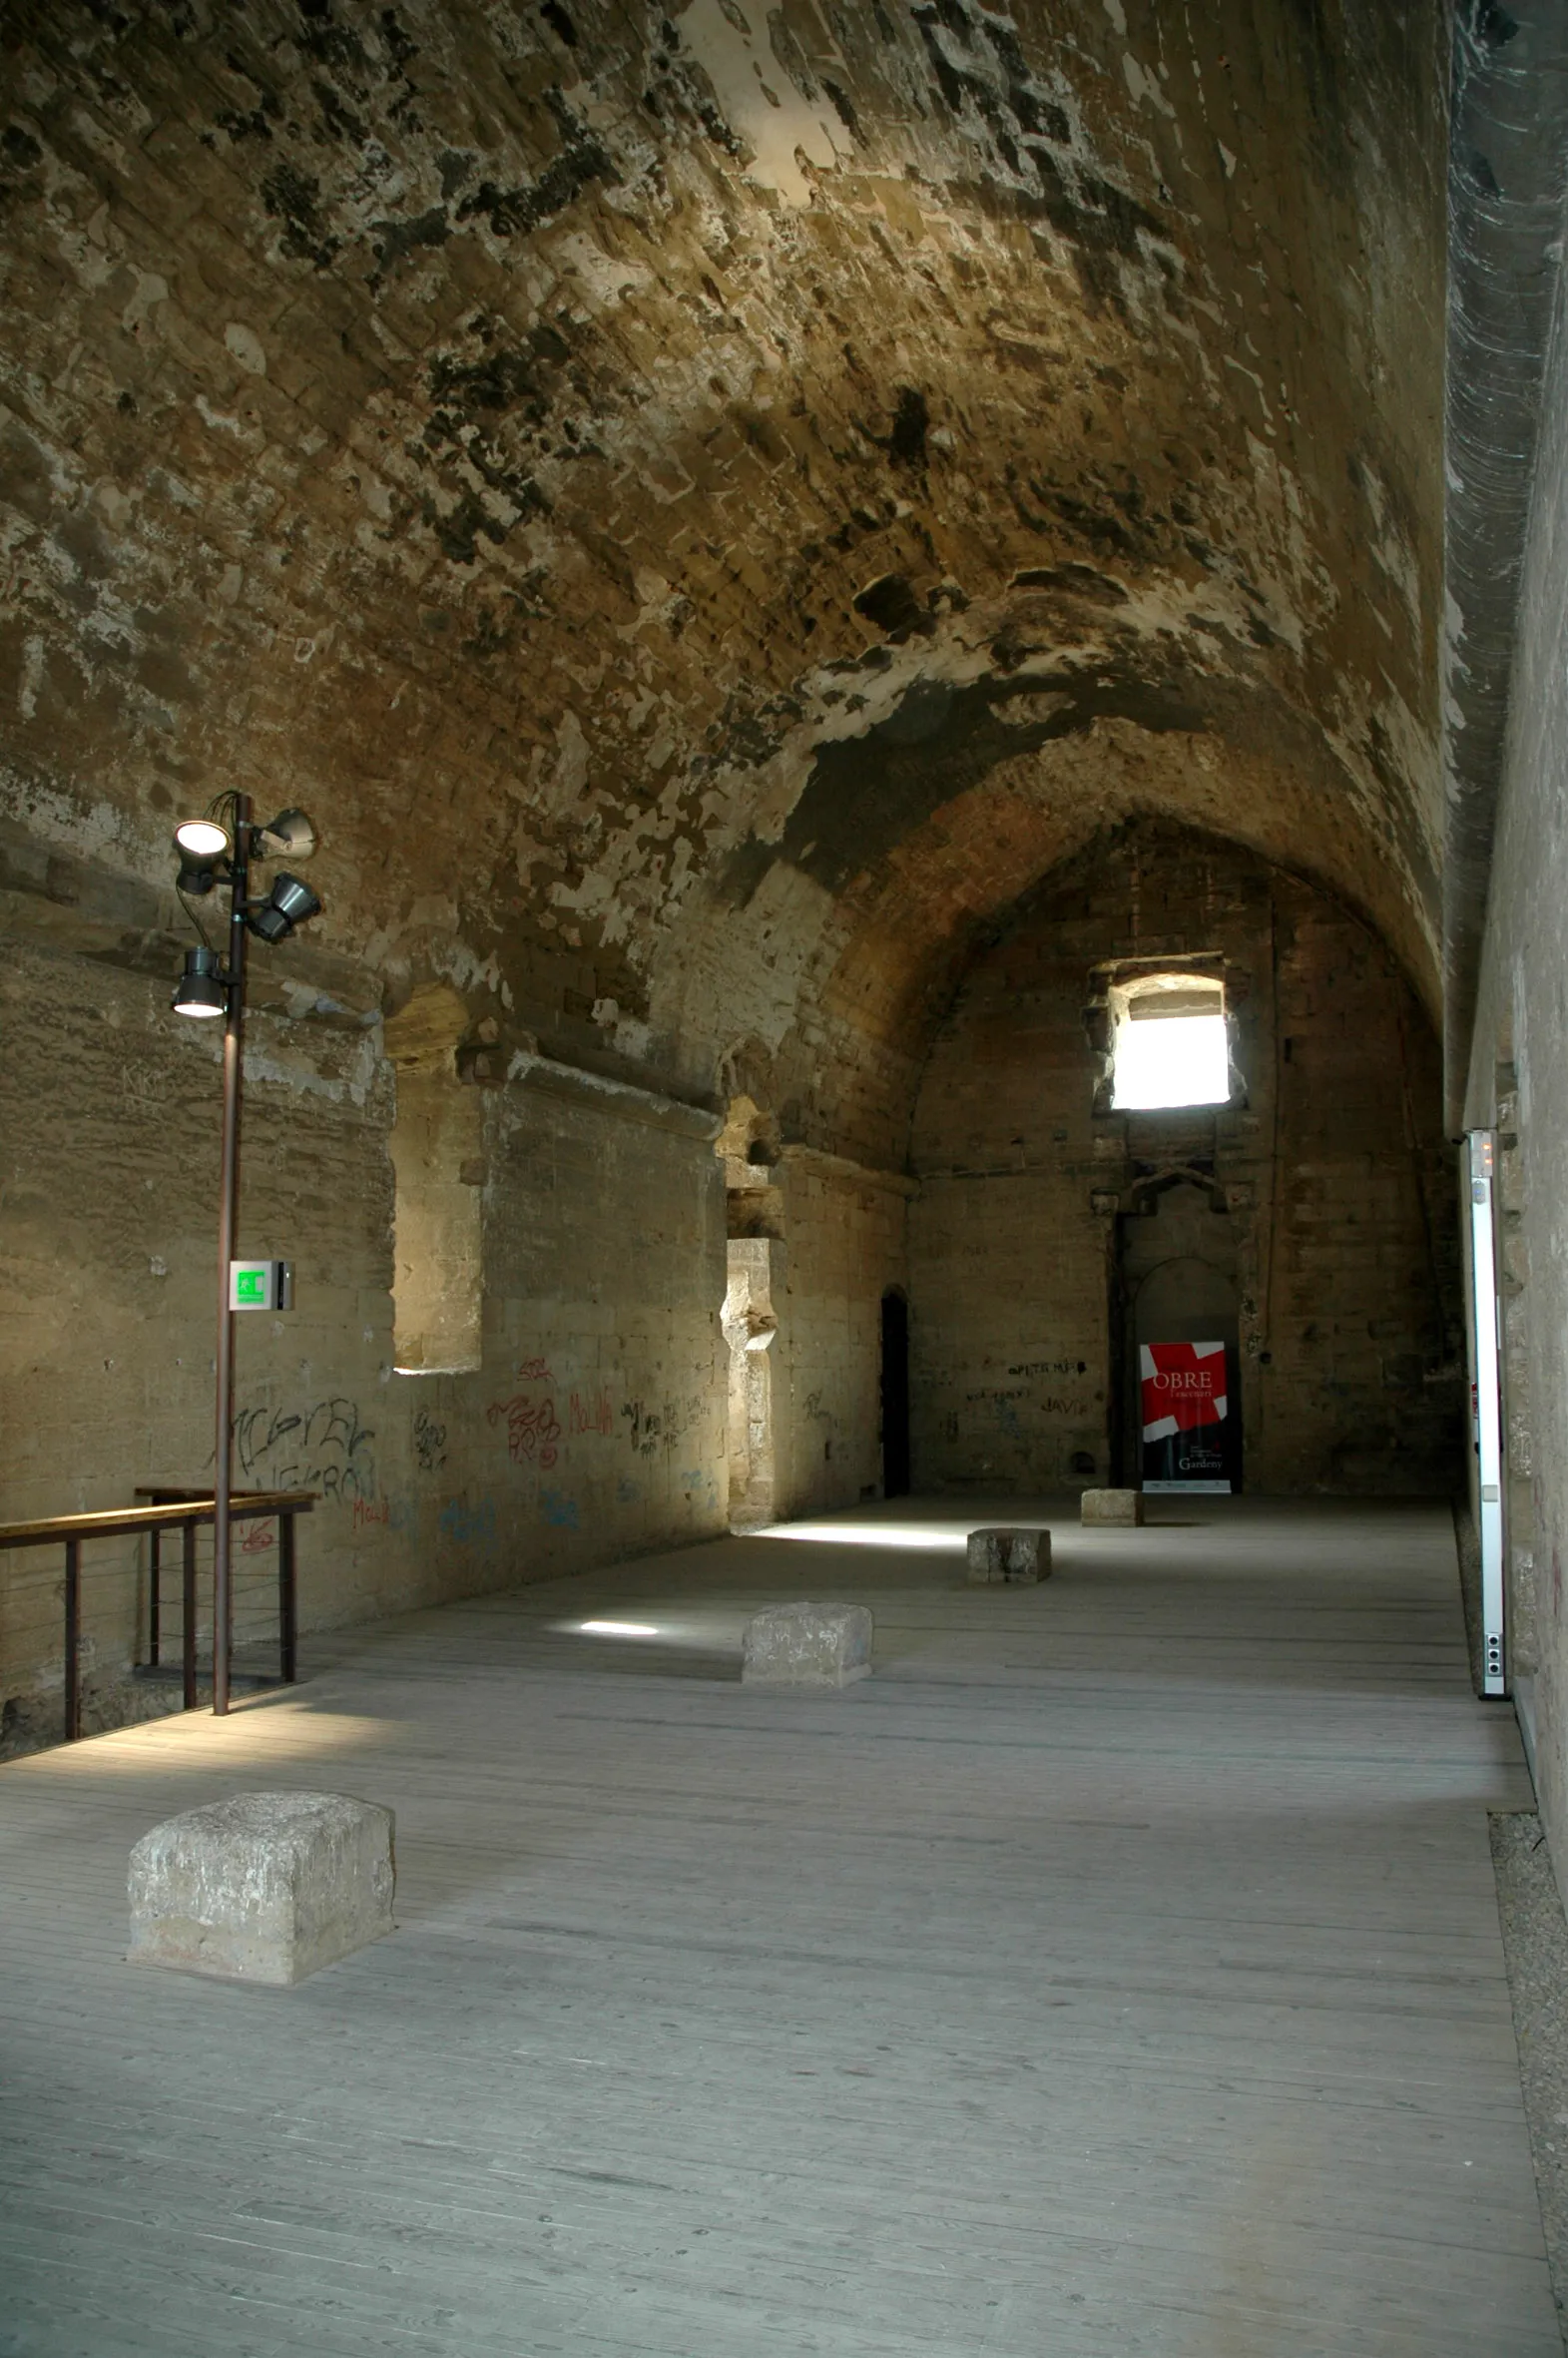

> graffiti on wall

[
  {"left": 413, "top": 1409, "right": 447, "bottom": 1472},
  {"left": 681, "top": 1467, "right": 720, "bottom": 1514},
  {"left": 570, "top": 1389, "right": 613, "bottom": 1437},
  {"left": 351, "top": 1493, "right": 410, "bottom": 1534},
  {"left": 488, "top": 1394, "right": 562, "bottom": 1468},
  {"left": 438, "top": 1496, "right": 498, "bottom": 1548},
  {"left": 236, "top": 1398, "right": 377, "bottom": 1503},
  {"left": 621, "top": 1398, "right": 662, "bottom": 1456}
]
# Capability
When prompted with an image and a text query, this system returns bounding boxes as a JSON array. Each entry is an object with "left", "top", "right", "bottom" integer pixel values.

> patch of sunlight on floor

[
  {"left": 753, "top": 1520, "right": 970, "bottom": 1550},
  {"left": 547, "top": 1613, "right": 743, "bottom": 1655}
]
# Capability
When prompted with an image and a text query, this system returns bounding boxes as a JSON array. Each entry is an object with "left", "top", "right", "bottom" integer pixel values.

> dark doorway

[
  {"left": 1114, "top": 1179, "right": 1242, "bottom": 1491},
  {"left": 880, "top": 1291, "right": 911, "bottom": 1497}
]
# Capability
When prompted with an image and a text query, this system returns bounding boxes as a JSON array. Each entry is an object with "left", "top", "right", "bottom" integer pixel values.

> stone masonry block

[
  {"left": 1080, "top": 1488, "right": 1144, "bottom": 1527},
  {"left": 743, "top": 1602, "right": 873, "bottom": 1689},
  {"left": 128, "top": 1791, "right": 395, "bottom": 1987},
  {"left": 966, "top": 1526, "right": 1052, "bottom": 1583}
]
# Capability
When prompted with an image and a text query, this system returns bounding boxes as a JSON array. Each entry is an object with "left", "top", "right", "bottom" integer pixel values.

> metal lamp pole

[
  {"left": 212, "top": 794, "right": 252, "bottom": 1716},
  {"left": 174, "top": 796, "right": 319, "bottom": 1711}
]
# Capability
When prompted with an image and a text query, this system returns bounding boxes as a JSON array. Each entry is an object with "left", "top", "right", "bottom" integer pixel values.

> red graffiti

[
  {"left": 352, "top": 1494, "right": 390, "bottom": 1533},
  {"left": 570, "top": 1388, "right": 613, "bottom": 1437},
  {"left": 516, "top": 1356, "right": 555, "bottom": 1384},
  {"left": 488, "top": 1394, "right": 561, "bottom": 1469},
  {"left": 240, "top": 1519, "right": 275, "bottom": 1554}
]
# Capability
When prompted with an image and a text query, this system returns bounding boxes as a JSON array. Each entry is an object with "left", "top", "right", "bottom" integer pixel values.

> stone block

[
  {"left": 1081, "top": 1488, "right": 1144, "bottom": 1527},
  {"left": 742, "top": 1601, "right": 872, "bottom": 1688},
  {"left": 966, "top": 1526, "right": 1052, "bottom": 1583},
  {"left": 128, "top": 1791, "right": 395, "bottom": 1986}
]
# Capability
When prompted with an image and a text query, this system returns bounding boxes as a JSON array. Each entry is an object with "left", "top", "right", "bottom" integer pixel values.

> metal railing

[{"left": 0, "top": 1490, "right": 313, "bottom": 1741}]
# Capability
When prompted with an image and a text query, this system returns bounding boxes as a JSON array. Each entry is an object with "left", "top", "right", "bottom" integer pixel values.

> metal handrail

[{"left": 0, "top": 1490, "right": 314, "bottom": 1740}]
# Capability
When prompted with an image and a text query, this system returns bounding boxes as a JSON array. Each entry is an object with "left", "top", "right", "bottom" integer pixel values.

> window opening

[
  {"left": 1110, "top": 972, "right": 1230, "bottom": 1111},
  {"left": 384, "top": 984, "right": 483, "bottom": 1376}
]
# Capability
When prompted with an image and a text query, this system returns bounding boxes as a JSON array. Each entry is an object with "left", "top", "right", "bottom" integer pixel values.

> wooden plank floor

[{"left": 0, "top": 1496, "right": 1555, "bottom": 2356}]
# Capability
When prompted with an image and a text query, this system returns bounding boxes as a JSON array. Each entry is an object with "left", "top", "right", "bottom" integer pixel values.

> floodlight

[
  {"left": 172, "top": 946, "right": 228, "bottom": 1017},
  {"left": 175, "top": 818, "right": 231, "bottom": 860},
  {"left": 254, "top": 807, "right": 317, "bottom": 863},
  {"left": 174, "top": 818, "right": 232, "bottom": 896},
  {"left": 249, "top": 872, "right": 322, "bottom": 942}
]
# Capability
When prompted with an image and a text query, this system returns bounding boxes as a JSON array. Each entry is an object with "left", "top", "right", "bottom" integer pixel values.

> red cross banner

[{"left": 1140, "top": 1341, "right": 1234, "bottom": 1492}]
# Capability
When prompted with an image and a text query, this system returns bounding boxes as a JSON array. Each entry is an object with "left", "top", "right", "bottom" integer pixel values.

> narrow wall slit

[
  {"left": 723, "top": 1241, "right": 781, "bottom": 1528},
  {"left": 716, "top": 1096, "right": 784, "bottom": 1530}
]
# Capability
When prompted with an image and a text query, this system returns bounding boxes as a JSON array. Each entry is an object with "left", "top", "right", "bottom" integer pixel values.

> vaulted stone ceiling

[{"left": 1, "top": 0, "right": 1445, "bottom": 1160}]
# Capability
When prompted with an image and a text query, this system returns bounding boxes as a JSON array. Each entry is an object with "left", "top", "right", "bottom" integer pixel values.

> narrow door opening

[
  {"left": 1116, "top": 1178, "right": 1241, "bottom": 1491},
  {"left": 881, "top": 1290, "right": 911, "bottom": 1497}
]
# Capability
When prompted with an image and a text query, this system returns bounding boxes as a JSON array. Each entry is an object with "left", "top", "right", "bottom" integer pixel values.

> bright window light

[
  {"left": 580, "top": 1619, "right": 659, "bottom": 1637},
  {"left": 1112, "top": 1009, "right": 1230, "bottom": 1111}
]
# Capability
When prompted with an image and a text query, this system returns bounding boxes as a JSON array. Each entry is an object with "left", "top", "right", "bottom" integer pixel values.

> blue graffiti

[
  {"left": 541, "top": 1489, "right": 580, "bottom": 1530},
  {"left": 438, "top": 1496, "right": 497, "bottom": 1547}
]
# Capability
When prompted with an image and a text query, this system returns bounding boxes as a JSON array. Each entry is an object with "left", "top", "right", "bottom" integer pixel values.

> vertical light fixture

[{"left": 171, "top": 797, "right": 321, "bottom": 1714}]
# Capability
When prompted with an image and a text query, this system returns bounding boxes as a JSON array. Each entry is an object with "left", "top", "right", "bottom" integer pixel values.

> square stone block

[
  {"left": 743, "top": 1601, "right": 873, "bottom": 1688},
  {"left": 966, "top": 1526, "right": 1051, "bottom": 1583},
  {"left": 129, "top": 1791, "right": 395, "bottom": 1987},
  {"left": 1081, "top": 1488, "right": 1144, "bottom": 1527}
]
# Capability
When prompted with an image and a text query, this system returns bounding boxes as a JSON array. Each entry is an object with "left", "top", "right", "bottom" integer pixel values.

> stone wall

[
  {"left": 1465, "top": 225, "right": 1568, "bottom": 1875},
  {"left": 0, "top": 925, "right": 727, "bottom": 1752},
  {"left": 772, "top": 1148, "right": 909, "bottom": 1521},
  {"left": 908, "top": 823, "right": 1461, "bottom": 1496}
]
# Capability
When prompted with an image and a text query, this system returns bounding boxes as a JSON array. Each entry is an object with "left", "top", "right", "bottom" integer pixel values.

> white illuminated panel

[{"left": 1467, "top": 1132, "right": 1506, "bottom": 1697}]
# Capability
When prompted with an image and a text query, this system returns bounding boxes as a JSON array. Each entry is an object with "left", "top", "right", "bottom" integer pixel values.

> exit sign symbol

[{"left": 229, "top": 1259, "right": 292, "bottom": 1312}]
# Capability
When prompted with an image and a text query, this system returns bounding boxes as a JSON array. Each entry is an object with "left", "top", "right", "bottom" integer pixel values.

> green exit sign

[{"left": 229, "top": 1259, "right": 292, "bottom": 1312}]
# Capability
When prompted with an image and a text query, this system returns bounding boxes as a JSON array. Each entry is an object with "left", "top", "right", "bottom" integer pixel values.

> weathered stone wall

[
  {"left": 909, "top": 823, "right": 1461, "bottom": 1495},
  {"left": 476, "top": 1067, "right": 728, "bottom": 1554},
  {"left": 773, "top": 1148, "right": 909, "bottom": 1520},
  {"left": 0, "top": 926, "right": 726, "bottom": 1751},
  {"left": 1465, "top": 224, "right": 1568, "bottom": 1878}
]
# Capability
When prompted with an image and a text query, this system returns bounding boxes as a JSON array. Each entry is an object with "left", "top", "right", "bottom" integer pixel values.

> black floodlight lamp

[
  {"left": 174, "top": 816, "right": 231, "bottom": 895},
  {"left": 249, "top": 872, "right": 322, "bottom": 942},
  {"left": 254, "top": 807, "right": 317, "bottom": 863},
  {"left": 172, "top": 945, "right": 228, "bottom": 1017}
]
